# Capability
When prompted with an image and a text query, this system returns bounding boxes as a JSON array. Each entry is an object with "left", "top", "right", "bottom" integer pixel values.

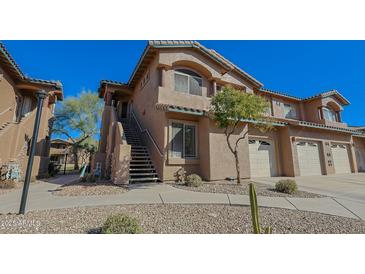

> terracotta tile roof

[
  {"left": 100, "top": 40, "right": 264, "bottom": 97},
  {"left": 155, "top": 103, "right": 207, "bottom": 116},
  {"left": 259, "top": 88, "right": 302, "bottom": 101},
  {"left": 24, "top": 77, "right": 62, "bottom": 88},
  {"left": 0, "top": 41, "right": 63, "bottom": 98},
  {"left": 100, "top": 79, "right": 128, "bottom": 87},
  {"left": 155, "top": 103, "right": 288, "bottom": 127},
  {"left": 0, "top": 41, "right": 25, "bottom": 79},
  {"left": 297, "top": 121, "right": 363, "bottom": 135},
  {"left": 147, "top": 40, "right": 263, "bottom": 87},
  {"left": 302, "top": 89, "right": 350, "bottom": 105},
  {"left": 260, "top": 88, "right": 350, "bottom": 106}
]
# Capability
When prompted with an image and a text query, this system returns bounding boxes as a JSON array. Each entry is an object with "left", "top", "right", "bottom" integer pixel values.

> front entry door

[{"left": 121, "top": 102, "right": 128, "bottom": 119}]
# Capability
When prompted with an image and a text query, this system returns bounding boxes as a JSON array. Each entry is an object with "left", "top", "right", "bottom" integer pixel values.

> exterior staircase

[
  {"left": 120, "top": 119, "right": 159, "bottom": 183},
  {"left": 0, "top": 121, "right": 11, "bottom": 135}
]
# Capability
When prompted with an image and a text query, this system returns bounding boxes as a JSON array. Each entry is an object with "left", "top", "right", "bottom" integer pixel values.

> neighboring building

[
  {"left": 95, "top": 40, "right": 365, "bottom": 184},
  {"left": 0, "top": 42, "right": 63, "bottom": 180},
  {"left": 50, "top": 138, "right": 89, "bottom": 168},
  {"left": 50, "top": 139, "right": 72, "bottom": 165}
]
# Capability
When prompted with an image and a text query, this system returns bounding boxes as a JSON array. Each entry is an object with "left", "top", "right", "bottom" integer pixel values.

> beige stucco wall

[
  {"left": 287, "top": 126, "right": 354, "bottom": 176},
  {"left": 303, "top": 97, "right": 347, "bottom": 127},
  {"left": 207, "top": 121, "right": 250, "bottom": 180},
  {"left": 0, "top": 68, "right": 17, "bottom": 121},
  {"left": 158, "top": 48, "right": 257, "bottom": 92},
  {"left": 131, "top": 55, "right": 166, "bottom": 178},
  {"left": 354, "top": 137, "right": 365, "bottom": 172},
  {"left": 271, "top": 96, "right": 301, "bottom": 120},
  {"left": 98, "top": 46, "right": 363, "bottom": 183},
  {"left": 0, "top": 67, "right": 57, "bottom": 180}
]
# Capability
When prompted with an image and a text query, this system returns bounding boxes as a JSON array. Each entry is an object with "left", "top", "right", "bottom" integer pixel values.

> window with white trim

[
  {"left": 284, "top": 103, "right": 297, "bottom": 119},
  {"left": 174, "top": 69, "right": 202, "bottom": 96},
  {"left": 170, "top": 122, "right": 197, "bottom": 159},
  {"left": 323, "top": 107, "right": 337, "bottom": 122}
]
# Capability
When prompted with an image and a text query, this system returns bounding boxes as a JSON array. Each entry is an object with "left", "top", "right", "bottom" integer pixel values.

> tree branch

[
  {"left": 53, "top": 129, "right": 76, "bottom": 143},
  {"left": 234, "top": 131, "right": 249, "bottom": 151}
]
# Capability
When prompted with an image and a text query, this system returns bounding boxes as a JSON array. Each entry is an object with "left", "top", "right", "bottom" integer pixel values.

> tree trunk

[
  {"left": 72, "top": 145, "right": 79, "bottom": 170},
  {"left": 234, "top": 151, "right": 241, "bottom": 184}
]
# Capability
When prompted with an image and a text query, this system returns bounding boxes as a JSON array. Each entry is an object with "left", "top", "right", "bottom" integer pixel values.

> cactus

[{"left": 249, "top": 182, "right": 272, "bottom": 234}]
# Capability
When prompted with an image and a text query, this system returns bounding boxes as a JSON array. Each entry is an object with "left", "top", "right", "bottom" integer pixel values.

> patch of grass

[
  {"left": 101, "top": 214, "right": 143, "bottom": 234},
  {"left": 275, "top": 179, "right": 297, "bottom": 194}
]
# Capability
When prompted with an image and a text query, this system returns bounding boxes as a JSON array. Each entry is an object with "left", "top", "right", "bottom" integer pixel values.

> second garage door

[
  {"left": 296, "top": 141, "right": 322, "bottom": 176},
  {"left": 249, "top": 139, "right": 277, "bottom": 177},
  {"left": 331, "top": 144, "right": 351, "bottom": 174}
]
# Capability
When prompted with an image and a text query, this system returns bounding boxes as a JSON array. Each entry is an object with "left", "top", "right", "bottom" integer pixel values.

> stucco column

[
  {"left": 337, "top": 111, "right": 342, "bottom": 122},
  {"left": 299, "top": 102, "right": 305, "bottom": 121},
  {"left": 212, "top": 80, "right": 217, "bottom": 96},
  {"left": 160, "top": 67, "right": 167, "bottom": 87},
  {"left": 105, "top": 90, "right": 114, "bottom": 106},
  {"left": 349, "top": 137, "right": 358, "bottom": 173}
]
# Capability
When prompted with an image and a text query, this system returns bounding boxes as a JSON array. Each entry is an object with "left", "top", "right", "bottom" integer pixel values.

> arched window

[
  {"left": 323, "top": 107, "right": 337, "bottom": 122},
  {"left": 174, "top": 69, "right": 202, "bottom": 96}
]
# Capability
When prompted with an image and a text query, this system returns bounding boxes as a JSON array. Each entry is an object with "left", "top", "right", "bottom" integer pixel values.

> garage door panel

[
  {"left": 249, "top": 140, "right": 277, "bottom": 177},
  {"left": 332, "top": 144, "right": 351, "bottom": 174},
  {"left": 296, "top": 141, "right": 322, "bottom": 176}
]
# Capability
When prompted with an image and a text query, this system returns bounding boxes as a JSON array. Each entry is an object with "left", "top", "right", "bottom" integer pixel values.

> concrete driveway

[{"left": 253, "top": 173, "right": 365, "bottom": 204}]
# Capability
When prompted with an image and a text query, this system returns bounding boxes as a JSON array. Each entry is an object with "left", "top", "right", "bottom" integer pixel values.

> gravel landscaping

[
  {"left": 1, "top": 204, "right": 364, "bottom": 234},
  {"left": 51, "top": 180, "right": 129, "bottom": 196},
  {"left": 0, "top": 181, "right": 39, "bottom": 195},
  {"left": 171, "top": 181, "right": 325, "bottom": 198}
]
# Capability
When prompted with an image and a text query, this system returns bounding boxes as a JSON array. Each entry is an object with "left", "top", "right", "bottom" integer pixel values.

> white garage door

[
  {"left": 296, "top": 141, "right": 322, "bottom": 176},
  {"left": 249, "top": 139, "right": 277, "bottom": 177},
  {"left": 332, "top": 144, "right": 351, "bottom": 174}
]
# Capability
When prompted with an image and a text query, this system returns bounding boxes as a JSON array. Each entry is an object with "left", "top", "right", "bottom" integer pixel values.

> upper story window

[
  {"left": 284, "top": 103, "right": 297, "bottom": 119},
  {"left": 323, "top": 107, "right": 337, "bottom": 122},
  {"left": 174, "top": 69, "right": 202, "bottom": 96},
  {"left": 21, "top": 96, "right": 34, "bottom": 117}
]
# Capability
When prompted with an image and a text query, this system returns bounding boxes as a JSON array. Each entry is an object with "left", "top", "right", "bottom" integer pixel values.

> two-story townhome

[
  {"left": 0, "top": 42, "right": 63, "bottom": 180},
  {"left": 94, "top": 40, "right": 365, "bottom": 184}
]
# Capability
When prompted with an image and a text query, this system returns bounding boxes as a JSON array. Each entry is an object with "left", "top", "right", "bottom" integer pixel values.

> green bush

[
  {"left": 0, "top": 180, "right": 16, "bottom": 189},
  {"left": 87, "top": 174, "right": 97, "bottom": 183},
  {"left": 185, "top": 174, "right": 203, "bottom": 187},
  {"left": 80, "top": 174, "right": 97, "bottom": 183},
  {"left": 48, "top": 162, "right": 59, "bottom": 177},
  {"left": 275, "top": 179, "right": 297, "bottom": 194},
  {"left": 101, "top": 214, "right": 143, "bottom": 234}
]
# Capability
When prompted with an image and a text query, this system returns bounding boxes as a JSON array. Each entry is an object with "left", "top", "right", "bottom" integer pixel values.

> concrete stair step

[
  {"left": 129, "top": 177, "right": 159, "bottom": 183},
  {"left": 130, "top": 173, "right": 158, "bottom": 177},
  {"left": 129, "top": 168, "right": 156, "bottom": 171}
]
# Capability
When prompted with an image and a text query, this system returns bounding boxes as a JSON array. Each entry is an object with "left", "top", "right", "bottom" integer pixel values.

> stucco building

[
  {"left": 95, "top": 40, "right": 365, "bottom": 184},
  {"left": 0, "top": 42, "right": 63, "bottom": 180},
  {"left": 50, "top": 138, "right": 90, "bottom": 168}
]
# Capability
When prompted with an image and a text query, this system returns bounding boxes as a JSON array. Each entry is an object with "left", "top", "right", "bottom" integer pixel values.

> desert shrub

[
  {"left": 48, "top": 162, "right": 59, "bottom": 177},
  {"left": 87, "top": 174, "right": 97, "bottom": 183},
  {"left": 275, "top": 179, "right": 297, "bottom": 194},
  {"left": 175, "top": 168, "right": 186, "bottom": 183},
  {"left": 80, "top": 174, "right": 97, "bottom": 183},
  {"left": 101, "top": 214, "right": 143, "bottom": 234},
  {"left": 185, "top": 174, "right": 202, "bottom": 187},
  {"left": 0, "top": 180, "right": 16, "bottom": 189}
]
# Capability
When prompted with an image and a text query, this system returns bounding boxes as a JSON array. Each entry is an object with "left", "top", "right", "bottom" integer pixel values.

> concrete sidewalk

[{"left": 1, "top": 176, "right": 364, "bottom": 220}]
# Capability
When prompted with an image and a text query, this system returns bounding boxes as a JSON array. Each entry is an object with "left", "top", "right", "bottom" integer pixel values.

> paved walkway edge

[{"left": 0, "top": 177, "right": 363, "bottom": 221}]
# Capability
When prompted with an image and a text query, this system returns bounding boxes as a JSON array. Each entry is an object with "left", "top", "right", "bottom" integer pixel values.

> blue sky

[{"left": 3, "top": 40, "right": 365, "bottom": 126}]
